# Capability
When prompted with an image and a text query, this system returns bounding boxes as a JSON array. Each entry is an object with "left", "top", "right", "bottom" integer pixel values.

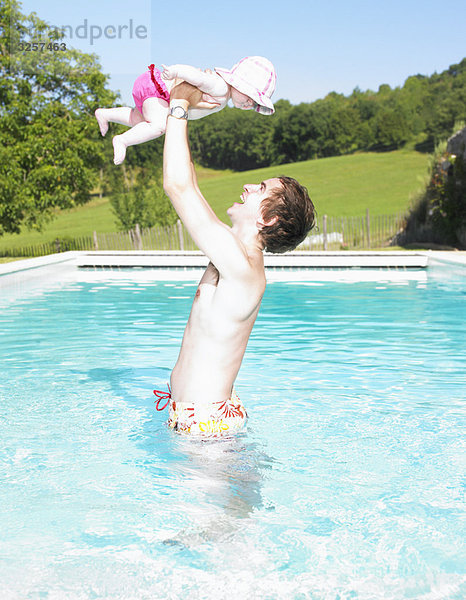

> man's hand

[{"left": 170, "top": 80, "right": 220, "bottom": 110}]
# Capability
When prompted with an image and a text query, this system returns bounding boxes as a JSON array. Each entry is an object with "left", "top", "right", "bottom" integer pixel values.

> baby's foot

[
  {"left": 95, "top": 109, "right": 109, "bottom": 136},
  {"left": 112, "top": 135, "right": 127, "bottom": 165}
]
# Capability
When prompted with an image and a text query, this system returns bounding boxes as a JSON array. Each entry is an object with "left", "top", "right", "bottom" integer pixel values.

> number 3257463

[{"left": 18, "top": 42, "right": 67, "bottom": 51}]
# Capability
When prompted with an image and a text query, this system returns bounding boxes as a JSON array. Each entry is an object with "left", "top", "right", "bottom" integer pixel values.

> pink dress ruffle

[{"left": 132, "top": 65, "right": 170, "bottom": 115}]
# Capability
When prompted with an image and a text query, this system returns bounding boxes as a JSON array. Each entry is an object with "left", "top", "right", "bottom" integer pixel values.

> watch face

[{"left": 171, "top": 106, "right": 187, "bottom": 119}]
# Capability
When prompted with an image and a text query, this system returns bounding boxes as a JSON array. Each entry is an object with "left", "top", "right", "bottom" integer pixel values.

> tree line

[{"left": 189, "top": 59, "right": 466, "bottom": 171}]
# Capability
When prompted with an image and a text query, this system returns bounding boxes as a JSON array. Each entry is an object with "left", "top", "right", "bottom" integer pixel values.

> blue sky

[{"left": 20, "top": 0, "right": 466, "bottom": 106}]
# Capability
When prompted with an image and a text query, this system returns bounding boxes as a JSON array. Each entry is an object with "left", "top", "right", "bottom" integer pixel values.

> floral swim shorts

[{"left": 153, "top": 385, "right": 248, "bottom": 438}]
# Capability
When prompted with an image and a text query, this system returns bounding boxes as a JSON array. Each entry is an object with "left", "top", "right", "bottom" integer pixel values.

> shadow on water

[
  {"left": 85, "top": 365, "right": 170, "bottom": 407},
  {"left": 83, "top": 366, "right": 278, "bottom": 548}
]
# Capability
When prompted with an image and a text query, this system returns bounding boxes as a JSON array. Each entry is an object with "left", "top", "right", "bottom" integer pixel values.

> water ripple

[{"left": 0, "top": 275, "right": 465, "bottom": 598}]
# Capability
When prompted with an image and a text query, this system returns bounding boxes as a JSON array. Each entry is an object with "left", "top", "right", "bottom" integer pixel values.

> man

[{"left": 154, "top": 82, "right": 316, "bottom": 438}]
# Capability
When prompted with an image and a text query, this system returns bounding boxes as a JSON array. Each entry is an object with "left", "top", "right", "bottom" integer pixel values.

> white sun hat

[{"left": 215, "top": 56, "right": 277, "bottom": 115}]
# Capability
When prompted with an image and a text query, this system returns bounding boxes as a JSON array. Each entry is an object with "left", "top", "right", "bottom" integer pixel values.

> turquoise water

[{"left": 0, "top": 266, "right": 465, "bottom": 599}]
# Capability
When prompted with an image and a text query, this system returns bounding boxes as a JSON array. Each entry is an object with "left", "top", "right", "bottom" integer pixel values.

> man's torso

[{"left": 170, "top": 259, "right": 265, "bottom": 405}]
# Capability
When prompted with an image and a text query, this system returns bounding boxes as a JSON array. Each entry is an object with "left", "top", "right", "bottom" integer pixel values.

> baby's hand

[{"left": 161, "top": 64, "right": 177, "bottom": 80}]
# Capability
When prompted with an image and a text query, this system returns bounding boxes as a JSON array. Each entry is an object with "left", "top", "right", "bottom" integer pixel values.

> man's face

[{"left": 227, "top": 177, "right": 282, "bottom": 226}]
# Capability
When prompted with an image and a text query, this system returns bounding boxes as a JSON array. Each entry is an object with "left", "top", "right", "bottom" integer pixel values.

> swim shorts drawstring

[{"left": 153, "top": 384, "right": 171, "bottom": 411}]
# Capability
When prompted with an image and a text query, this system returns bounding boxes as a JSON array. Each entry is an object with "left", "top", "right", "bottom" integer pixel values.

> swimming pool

[{"left": 1, "top": 259, "right": 465, "bottom": 599}]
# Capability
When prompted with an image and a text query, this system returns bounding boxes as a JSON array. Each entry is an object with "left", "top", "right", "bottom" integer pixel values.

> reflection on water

[{"left": 164, "top": 434, "right": 275, "bottom": 547}]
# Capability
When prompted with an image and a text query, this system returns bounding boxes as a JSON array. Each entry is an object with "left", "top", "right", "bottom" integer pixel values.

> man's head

[
  {"left": 228, "top": 176, "right": 316, "bottom": 253},
  {"left": 258, "top": 176, "right": 316, "bottom": 253}
]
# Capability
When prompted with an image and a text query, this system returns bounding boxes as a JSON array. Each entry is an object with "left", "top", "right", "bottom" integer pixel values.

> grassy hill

[
  {"left": 0, "top": 149, "right": 428, "bottom": 253},
  {"left": 203, "top": 149, "right": 428, "bottom": 221}
]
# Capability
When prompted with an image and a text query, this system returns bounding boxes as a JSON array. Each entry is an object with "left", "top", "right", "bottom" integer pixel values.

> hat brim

[{"left": 215, "top": 67, "right": 275, "bottom": 115}]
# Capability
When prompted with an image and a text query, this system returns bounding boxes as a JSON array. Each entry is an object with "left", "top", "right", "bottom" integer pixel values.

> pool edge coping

[{"left": 1, "top": 249, "right": 466, "bottom": 277}]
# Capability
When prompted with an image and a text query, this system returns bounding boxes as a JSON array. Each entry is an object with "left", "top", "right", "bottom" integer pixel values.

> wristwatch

[{"left": 169, "top": 105, "right": 189, "bottom": 120}]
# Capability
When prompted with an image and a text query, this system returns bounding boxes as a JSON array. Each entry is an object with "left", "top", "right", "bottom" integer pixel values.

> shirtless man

[{"left": 154, "top": 82, "right": 316, "bottom": 438}]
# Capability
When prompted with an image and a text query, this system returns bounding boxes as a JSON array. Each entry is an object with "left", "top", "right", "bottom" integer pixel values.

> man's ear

[{"left": 257, "top": 214, "right": 278, "bottom": 229}]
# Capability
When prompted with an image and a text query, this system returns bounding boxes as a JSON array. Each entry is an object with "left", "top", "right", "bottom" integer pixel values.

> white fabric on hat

[{"left": 215, "top": 56, "right": 276, "bottom": 115}]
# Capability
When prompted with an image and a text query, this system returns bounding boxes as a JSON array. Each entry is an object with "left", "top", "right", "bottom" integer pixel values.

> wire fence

[
  {"left": 299, "top": 211, "right": 407, "bottom": 251},
  {"left": 1, "top": 211, "right": 407, "bottom": 258}
]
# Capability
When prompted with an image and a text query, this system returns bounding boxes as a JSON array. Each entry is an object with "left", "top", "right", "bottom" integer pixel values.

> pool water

[{"left": 0, "top": 266, "right": 465, "bottom": 599}]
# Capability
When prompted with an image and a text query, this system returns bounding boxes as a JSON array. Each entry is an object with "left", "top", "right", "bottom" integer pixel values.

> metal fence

[
  {"left": 1, "top": 211, "right": 406, "bottom": 258},
  {"left": 299, "top": 211, "right": 406, "bottom": 251}
]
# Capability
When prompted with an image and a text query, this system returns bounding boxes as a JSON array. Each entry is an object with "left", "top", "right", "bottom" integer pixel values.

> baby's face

[{"left": 230, "top": 87, "right": 254, "bottom": 110}]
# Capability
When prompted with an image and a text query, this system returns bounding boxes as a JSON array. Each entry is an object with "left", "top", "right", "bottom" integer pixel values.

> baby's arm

[{"left": 162, "top": 64, "right": 229, "bottom": 98}]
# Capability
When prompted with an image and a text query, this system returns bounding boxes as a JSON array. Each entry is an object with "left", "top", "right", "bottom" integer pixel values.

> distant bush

[
  {"left": 109, "top": 169, "right": 177, "bottom": 231},
  {"left": 431, "top": 149, "right": 466, "bottom": 245},
  {"left": 395, "top": 126, "right": 466, "bottom": 247}
]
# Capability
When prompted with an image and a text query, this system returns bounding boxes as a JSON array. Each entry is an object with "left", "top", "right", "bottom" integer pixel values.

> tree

[
  {"left": 0, "top": 0, "right": 117, "bottom": 235},
  {"left": 109, "top": 165, "right": 177, "bottom": 230},
  {"left": 271, "top": 102, "right": 317, "bottom": 164},
  {"left": 190, "top": 106, "right": 275, "bottom": 171},
  {"left": 374, "top": 107, "right": 411, "bottom": 150},
  {"left": 316, "top": 93, "right": 360, "bottom": 157}
]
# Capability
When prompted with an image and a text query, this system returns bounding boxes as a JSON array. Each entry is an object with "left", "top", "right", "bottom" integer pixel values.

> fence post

[
  {"left": 366, "top": 208, "right": 371, "bottom": 248},
  {"left": 134, "top": 224, "right": 143, "bottom": 250},
  {"left": 323, "top": 215, "right": 328, "bottom": 251},
  {"left": 93, "top": 231, "right": 99, "bottom": 250},
  {"left": 177, "top": 219, "right": 184, "bottom": 251},
  {"left": 55, "top": 238, "right": 61, "bottom": 253},
  {"left": 99, "top": 168, "right": 103, "bottom": 200}
]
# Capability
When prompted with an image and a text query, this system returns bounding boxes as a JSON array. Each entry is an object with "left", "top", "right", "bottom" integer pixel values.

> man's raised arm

[{"left": 163, "top": 83, "right": 252, "bottom": 279}]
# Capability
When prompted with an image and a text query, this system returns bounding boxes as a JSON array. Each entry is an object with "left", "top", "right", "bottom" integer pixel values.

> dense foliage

[
  {"left": 189, "top": 59, "right": 466, "bottom": 171},
  {"left": 431, "top": 150, "right": 466, "bottom": 244},
  {"left": 397, "top": 126, "right": 466, "bottom": 248},
  {"left": 108, "top": 162, "right": 177, "bottom": 231},
  {"left": 0, "top": 0, "right": 122, "bottom": 234}
]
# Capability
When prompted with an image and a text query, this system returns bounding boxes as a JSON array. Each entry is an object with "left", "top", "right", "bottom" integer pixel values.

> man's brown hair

[{"left": 258, "top": 176, "right": 316, "bottom": 254}]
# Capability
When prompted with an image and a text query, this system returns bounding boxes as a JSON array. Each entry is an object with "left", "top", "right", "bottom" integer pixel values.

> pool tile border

[{"left": 1, "top": 250, "right": 466, "bottom": 279}]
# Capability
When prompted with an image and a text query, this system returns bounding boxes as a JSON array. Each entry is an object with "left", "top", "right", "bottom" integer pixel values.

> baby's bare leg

[
  {"left": 94, "top": 107, "right": 144, "bottom": 137},
  {"left": 112, "top": 98, "right": 168, "bottom": 165}
]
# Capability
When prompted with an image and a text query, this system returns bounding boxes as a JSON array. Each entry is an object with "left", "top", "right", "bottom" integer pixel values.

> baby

[{"left": 95, "top": 56, "right": 277, "bottom": 164}]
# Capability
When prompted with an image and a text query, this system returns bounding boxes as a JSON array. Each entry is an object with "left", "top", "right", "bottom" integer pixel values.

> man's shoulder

[{"left": 218, "top": 252, "right": 266, "bottom": 290}]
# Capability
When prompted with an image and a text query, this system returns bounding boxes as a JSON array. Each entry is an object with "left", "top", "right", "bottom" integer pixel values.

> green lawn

[
  {"left": 0, "top": 149, "right": 428, "bottom": 252},
  {"left": 202, "top": 149, "right": 429, "bottom": 223}
]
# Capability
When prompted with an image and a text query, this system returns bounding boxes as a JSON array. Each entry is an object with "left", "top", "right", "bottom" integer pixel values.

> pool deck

[{"left": 1, "top": 250, "right": 466, "bottom": 281}]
